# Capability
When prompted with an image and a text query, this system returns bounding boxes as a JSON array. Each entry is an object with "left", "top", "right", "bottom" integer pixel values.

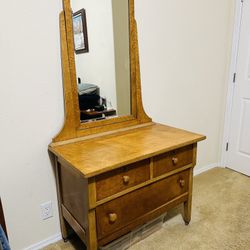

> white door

[{"left": 227, "top": 0, "right": 250, "bottom": 176}]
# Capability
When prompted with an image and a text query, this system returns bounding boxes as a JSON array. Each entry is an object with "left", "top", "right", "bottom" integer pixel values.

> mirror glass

[{"left": 71, "top": 0, "right": 131, "bottom": 123}]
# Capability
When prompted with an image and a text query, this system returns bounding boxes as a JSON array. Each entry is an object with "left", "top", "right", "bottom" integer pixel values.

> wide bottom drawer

[{"left": 96, "top": 170, "right": 190, "bottom": 240}]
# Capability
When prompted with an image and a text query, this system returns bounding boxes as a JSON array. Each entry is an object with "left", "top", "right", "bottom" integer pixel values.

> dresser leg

[
  {"left": 183, "top": 200, "right": 191, "bottom": 225},
  {"left": 183, "top": 168, "right": 194, "bottom": 225},
  {"left": 60, "top": 217, "right": 71, "bottom": 241},
  {"left": 54, "top": 159, "right": 71, "bottom": 240},
  {"left": 87, "top": 210, "right": 98, "bottom": 250}
]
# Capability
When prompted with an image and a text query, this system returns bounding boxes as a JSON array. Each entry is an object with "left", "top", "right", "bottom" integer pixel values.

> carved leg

[
  {"left": 87, "top": 210, "right": 98, "bottom": 250},
  {"left": 183, "top": 168, "right": 194, "bottom": 225},
  {"left": 54, "top": 158, "right": 71, "bottom": 240}
]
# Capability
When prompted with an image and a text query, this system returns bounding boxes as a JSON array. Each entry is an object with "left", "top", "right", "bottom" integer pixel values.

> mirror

[
  {"left": 71, "top": 0, "right": 131, "bottom": 123},
  {"left": 52, "top": 0, "right": 151, "bottom": 142}
]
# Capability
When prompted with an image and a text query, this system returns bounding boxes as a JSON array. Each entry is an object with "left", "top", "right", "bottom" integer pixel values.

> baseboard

[
  {"left": 194, "top": 163, "right": 220, "bottom": 176},
  {"left": 24, "top": 233, "right": 62, "bottom": 250}
]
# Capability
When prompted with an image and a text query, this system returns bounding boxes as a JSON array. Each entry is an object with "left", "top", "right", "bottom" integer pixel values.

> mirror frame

[{"left": 53, "top": 0, "right": 152, "bottom": 143}]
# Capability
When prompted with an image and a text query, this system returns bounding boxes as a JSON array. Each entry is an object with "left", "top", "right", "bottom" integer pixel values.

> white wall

[
  {"left": 0, "top": 0, "right": 235, "bottom": 249},
  {"left": 136, "top": 0, "right": 235, "bottom": 170},
  {"left": 0, "top": 1, "right": 63, "bottom": 249},
  {"left": 72, "top": 0, "right": 117, "bottom": 109}
]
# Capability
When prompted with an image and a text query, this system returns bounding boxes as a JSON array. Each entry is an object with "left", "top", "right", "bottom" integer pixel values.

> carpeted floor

[{"left": 44, "top": 167, "right": 250, "bottom": 250}]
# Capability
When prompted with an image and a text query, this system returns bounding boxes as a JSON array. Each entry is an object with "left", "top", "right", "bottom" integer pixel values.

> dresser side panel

[{"left": 59, "top": 163, "right": 89, "bottom": 230}]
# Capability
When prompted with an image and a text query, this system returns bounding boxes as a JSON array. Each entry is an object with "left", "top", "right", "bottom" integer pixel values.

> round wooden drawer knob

[
  {"left": 108, "top": 213, "right": 118, "bottom": 223},
  {"left": 179, "top": 179, "right": 185, "bottom": 188},
  {"left": 123, "top": 175, "right": 130, "bottom": 184},
  {"left": 172, "top": 157, "right": 179, "bottom": 165}
]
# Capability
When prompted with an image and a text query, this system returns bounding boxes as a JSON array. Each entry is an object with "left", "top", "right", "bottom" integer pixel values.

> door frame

[{"left": 221, "top": 0, "right": 244, "bottom": 167}]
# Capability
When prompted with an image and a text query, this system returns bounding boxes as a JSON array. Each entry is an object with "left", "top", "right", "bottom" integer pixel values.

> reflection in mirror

[{"left": 71, "top": 0, "right": 131, "bottom": 123}]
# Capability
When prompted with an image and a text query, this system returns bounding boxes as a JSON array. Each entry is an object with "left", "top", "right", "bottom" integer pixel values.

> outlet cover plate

[{"left": 40, "top": 201, "right": 53, "bottom": 220}]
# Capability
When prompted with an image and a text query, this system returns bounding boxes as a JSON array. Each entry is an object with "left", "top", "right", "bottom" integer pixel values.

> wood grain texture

[
  {"left": 182, "top": 143, "right": 197, "bottom": 225},
  {"left": 96, "top": 159, "right": 150, "bottom": 201},
  {"left": 86, "top": 179, "right": 97, "bottom": 250},
  {"left": 87, "top": 210, "right": 98, "bottom": 250},
  {"left": 58, "top": 157, "right": 98, "bottom": 248},
  {"left": 98, "top": 193, "right": 188, "bottom": 246},
  {"left": 88, "top": 178, "right": 97, "bottom": 209},
  {"left": 183, "top": 146, "right": 197, "bottom": 225},
  {"left": 53, "top": 11, "right": 78, "bottom": 142},
  {"left": 95, "top": 163, "right": 193, "bottom": 208},
  {"left": 96, "top": 170, "right": 190, "bottom": 239},
  {"left": 54, "top": 158, "right": 72, "bottom": 240},
  {"left": 62, "top": 205, "right": 86, "bottom": 244},
  {"left": 60, "top": 163, "right": 88, "bottom": 230},
  {"left": 50, "top": 123, "right": 205, "bottom": 178},
  {"left": 53, "top": 0, "right": 152, "bottom": 143},
  {"left": 51, "top": 122, "right": 153, "bottom": 147},
  {"left": 153, "top": 145, "right": 194, "bottom": 177},
  {"left": 192, "top": 143, "right": 198, "bottom": 166}
]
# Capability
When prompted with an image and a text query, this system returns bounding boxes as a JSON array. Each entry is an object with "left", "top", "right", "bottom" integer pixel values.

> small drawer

[
  {"left": 96, "top": 170, "right": 190, "bottom": 240},
  {"left": 153, "top": 145, "right": 193, "bottom": 178},
  {"left": 96, "top": 159, "right": 150, "bottom": 201}
]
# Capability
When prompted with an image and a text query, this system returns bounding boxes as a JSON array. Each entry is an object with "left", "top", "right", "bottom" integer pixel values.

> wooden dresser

[
  {"left": 50, "top": 1, "right": 206, "bottom": 248},
  {"left": 49, "top": 124, "right": 205, "bottom": 249}
]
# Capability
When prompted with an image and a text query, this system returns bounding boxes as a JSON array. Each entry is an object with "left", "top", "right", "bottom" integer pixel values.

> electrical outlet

[{"left": 40, "top": 201, "right": 53, "bottom": 220}]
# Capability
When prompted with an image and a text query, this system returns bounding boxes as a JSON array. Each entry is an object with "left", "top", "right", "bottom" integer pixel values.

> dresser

[
  {"left": 50, "top": 1, "right": 206, "bottom": 249},
  {"left": 49, "top": 124, "right": 205, "bottom": 249}
]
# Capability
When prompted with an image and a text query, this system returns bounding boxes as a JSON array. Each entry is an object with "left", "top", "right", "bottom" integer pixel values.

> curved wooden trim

[
  {"left": 53, "top": 0, "right": 151, "bottom": 143},
  {"left": 129, "top": 0, "right": 151, "bottom": 123},
  {"left": 50, "top": 122, "right": 154, "bottom": 147},
  {"left": 53, "top": 12, "right": 77, "bottom": 142}
]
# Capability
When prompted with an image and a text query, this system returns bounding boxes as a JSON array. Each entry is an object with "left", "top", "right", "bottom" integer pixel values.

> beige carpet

[{"left": 44, "top": 167, "right": 250, "bottom": 250}]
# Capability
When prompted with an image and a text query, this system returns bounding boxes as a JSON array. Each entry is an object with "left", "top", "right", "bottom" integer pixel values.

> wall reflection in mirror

[{"left": 71, "top": 0, "right": 131, "bottom": 123}]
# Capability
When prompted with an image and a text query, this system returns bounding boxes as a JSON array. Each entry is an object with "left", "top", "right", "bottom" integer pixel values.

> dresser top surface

[{"left": 49, "top": 123, "right": 205, "bottom": 178}]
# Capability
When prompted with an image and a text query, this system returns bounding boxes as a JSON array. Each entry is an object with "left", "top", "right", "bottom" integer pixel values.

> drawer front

[
  {"left": 153, "top": 145, "right": 193, "bottom": 178},
  {"left": 96, "top": 159, "right": 150, "bottom": 201},
  {"left": 96, "top": 170, "right": 190, "bottom": 239}
]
